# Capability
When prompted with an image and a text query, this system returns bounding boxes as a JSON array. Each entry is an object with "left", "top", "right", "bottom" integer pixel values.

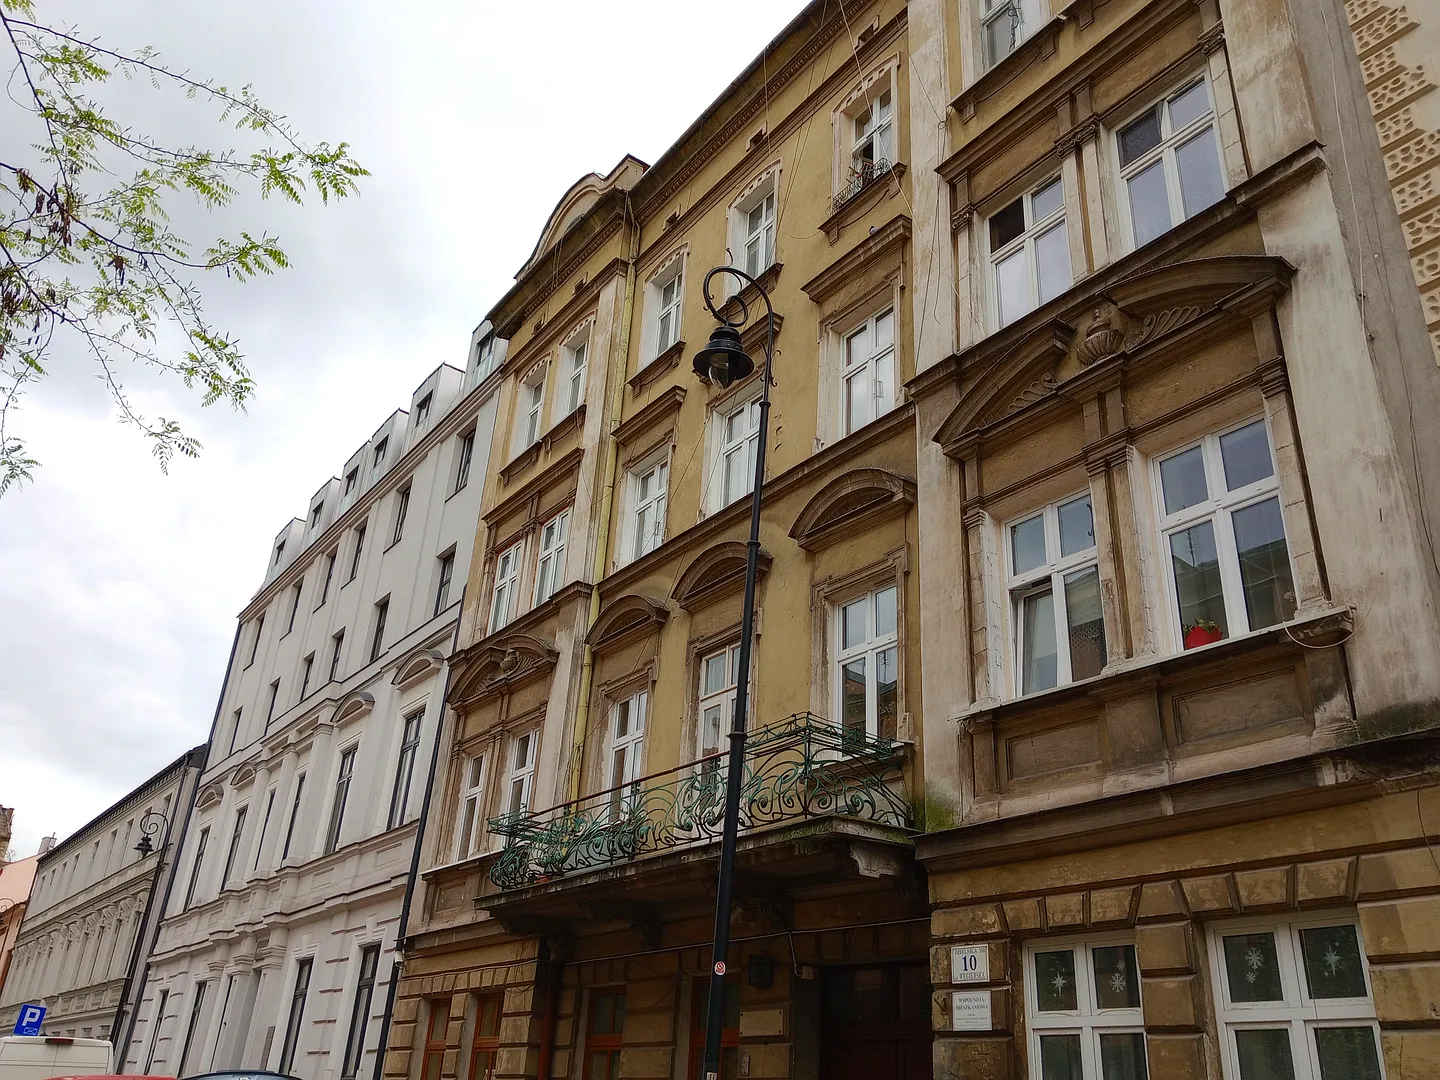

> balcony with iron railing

[{"left": 484, "top": 713, "right": 913, "bottom": 896}]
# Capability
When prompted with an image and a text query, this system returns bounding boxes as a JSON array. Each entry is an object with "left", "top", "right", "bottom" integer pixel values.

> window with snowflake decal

[
  {"left": 1025, "top": 937, "right": 1146, "bottom": 1080},
  {"left": 1210, "top": 917, "right": 1383, "bottom": 1080}
]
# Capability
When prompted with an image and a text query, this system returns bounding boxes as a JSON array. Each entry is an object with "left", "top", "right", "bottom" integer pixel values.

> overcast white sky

[{"left": 0, "top": 0, "right": 802, "bottom": 859}]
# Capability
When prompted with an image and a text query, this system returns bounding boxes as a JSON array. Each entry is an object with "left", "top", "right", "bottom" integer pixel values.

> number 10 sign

[{"left": 950, "top": 944, "right": 989, "bottom": 984}]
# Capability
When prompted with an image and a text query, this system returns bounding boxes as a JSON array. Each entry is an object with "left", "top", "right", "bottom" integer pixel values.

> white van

[{"left": 0, "top": 1036, "right": 113, "bottom": 1080}]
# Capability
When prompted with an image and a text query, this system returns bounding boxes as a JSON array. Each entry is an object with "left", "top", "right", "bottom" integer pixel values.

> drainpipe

[
  {"left": 567, "top": 193, "right": 640, "bottom": 801},
  {"left": 371, "top": 598, "right": 465, "bottom": 1080},
  {"left": 113, "top": 617, "right": 237, "bottom": 1072}
]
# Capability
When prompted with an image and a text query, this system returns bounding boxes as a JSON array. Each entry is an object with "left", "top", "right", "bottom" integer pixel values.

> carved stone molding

[
  {"left": 672, "top": 541, "right": 774, "bottom": 612},
  {"left": 789, "top": 468, "right": 917, "bottom": 552}
]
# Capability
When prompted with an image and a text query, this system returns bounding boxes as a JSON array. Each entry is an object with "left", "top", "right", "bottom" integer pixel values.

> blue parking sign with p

[{"left": 14, "top": 1003, "right": 44, "bottom": 1036}]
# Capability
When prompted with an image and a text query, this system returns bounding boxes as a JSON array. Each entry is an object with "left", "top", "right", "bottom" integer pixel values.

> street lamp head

[
  {"left": 133, "top": 834, "right": 154, "bottom": 857},
  {"left": 692, "top": 325, "right": 754, "bottom": 389}
]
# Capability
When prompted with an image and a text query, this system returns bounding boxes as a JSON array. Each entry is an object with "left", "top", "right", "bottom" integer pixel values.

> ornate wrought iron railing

[
  {"left": 487, "top": 712, "right": 912, "bottom": 890},
  {"left": 832, "top": 158, "right": 895, "bottom": 213}
]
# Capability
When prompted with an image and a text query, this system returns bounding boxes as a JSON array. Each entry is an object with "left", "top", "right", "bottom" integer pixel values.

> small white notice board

[{"left": 951, "top": 991, "right": 992, "bottom": 1031}]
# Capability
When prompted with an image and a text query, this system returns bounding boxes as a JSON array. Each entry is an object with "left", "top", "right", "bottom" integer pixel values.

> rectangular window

[
  {"left": 220, "top": 805, "right": 248, "bottom": 886},
  {"left": 227, "top": 708, "right": 241, "bottom": 756},
  {"left": 311, "top": 502, "right": 324, "bottom": 530},
  {"left": 841, "top": 308, "right": 897, "bottom": 435},
  {"left": 414, "top": 391, "right": 432, "bottom": 428},
  {"left": 455, "top": 429, "right": 476, "bottom": 493},
  {"left": 420, "top": 998, "right": 452, "bottom": 1080},
  {"left": 274, "top": 540, "right": 286, "bottom": 567},
  {"left": 391, "top": 487, "right": 411, "bottom": 545},
  {"left": 349, "top": 523, "right": 367, "bottom": 582},
  {"left": 325, "top": 747, "right": 357, "bottom": 855},
  {"left": 300, "top": 653, "right": 315, "bottom": 701},
  {"left": 475, "top": 334, "right": 499, "bottom": 381},
  {"left": 1210, "top": 917, "right": 1382, "bottom": 1080},
  {"left": 656, "top": 270, "right": 684, "bottom": 356},
  {"left": 583, "top": 989, "right": 626, "bottom": 1080},
  {"left": 253, "top": 788, "right": 276, "bottom": 871},
  {"left": 504, "top": 731, "right": 538, "bottom": 818},
  {"left": 318, "top": 551, "right": 337, "bottom": 608},
  {"left": 713, "top": 395, "right": 761, "bottom": 510},
  {"left": 341, "top": 943, "right": 382, "bottom": 1080},
  {"left": 697, "top": 643, "right": 741, "bottom": 763},
  {"left": 626, "top": 456, "right": 669, "bottom": 563},
  {"left": 388, "top": 710, "right": 423, "bottom": 829},
  {"left": 282, "top": 773, "right": 306, "bottom": 861},
  {"left": 687, "top": 979, "right": 741, "bottom": 1080},
  {"left": 144, "top": 988, "right": 169, "bottom": 1073},
  {"left": 852, "top": 89, "right": 894, "bottom": 173},
  {"left": 533, "top": 510, "right": 569, "bottom": 606},
  {"left": 286, "top": 580, "right": 303, "bottom": 634},
  {"left": 278, "top": 957, "right": 313, "bottom": 1074},
  {"left": 372, "top": 436, "right": 389, "bottom": 474},
  {"left": 183, "top": 826, "right": 209, "bottom": 909},
  {"left": 434, "top": 552, "right": 455, "bottom": 617},
  {"left": 1119, "top": 78, "right": 1225, "bottom": 249},
  {"left": 1155, "top": 419, "right": 1295, "bottom": 650},
  {"left": 564, "top": 336, "right": 588, "bottom": 415},
  {"left": 835, "top": 584, "right": 900, "bottom": 744},
  {"left": 370, "top": 597, "right": 389, "bottom": 664},
  {"left": 330, "top": 629, "right": 346, "bottom": 682},
  {"left": 266, "top": 679, "right": 281, "bottom": 724},
  {"left": 742, "top": 187, "right": 776, "bottom": 278},
  {"left": 990, "top": 175, "right": 1071, "bottom": 327},
  {"left": 1007, "top": 493, "right": 1106, "bottom": 695},
  {"left": 982, "top": 0, "right": 1044, "bottom": 68},
  {"left": 607, "top": 690, "right": 648, "bottom": 818},
  {"left": 488, "top": 542, "right": 522, "bottom": 633},
  {"left": 178, "top": 980, "right": 207, "bottom": 1076},
  {"left": 520, "top": 369, "right": 546, "bottom": 448},
  {"left": 456, "top": 755, "right": 487, "bottom": 860},
  {"left": 248, "top": 613, "right": 265, "bottom": 666},
  {"left": 469, "top": 994, "right": 502, "bottom": 1080},
  {"left": 344, "top": 467, "right": 358, "bottom": 497},
  {"left": 1025, "top": 937, "right": 1146, "bottom": 1080}
]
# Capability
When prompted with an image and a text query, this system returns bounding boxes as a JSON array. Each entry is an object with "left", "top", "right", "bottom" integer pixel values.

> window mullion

[
  {"left": 1215, "top": 505, "right": 1250, "bottom": 634},
  {"left": 1053, "top": 568, "right": 1074, "bottom": 684}
]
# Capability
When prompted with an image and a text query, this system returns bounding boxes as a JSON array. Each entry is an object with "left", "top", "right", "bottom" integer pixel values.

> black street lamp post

[
  {"left": 132, "top": 810, "right": 169, "bottom": 857},
  {"left": 691, "top": 265, "right": 777, "bottom": 1080}
]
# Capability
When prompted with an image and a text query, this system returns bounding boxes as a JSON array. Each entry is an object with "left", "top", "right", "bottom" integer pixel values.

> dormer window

[
  {"left": 343, "top": 468, "right": 358, "bottom": 497},
  {"left": 414, "top": 393, "right": 432, "bottom": 428},
  {"left": 475, "top": 334, "right": 499, "bottom": 382},
  {"left": 273, "top": 541, "right": 286, "bottom": 567},
  {"left": 310, "top": 502, "right": 324, "bottom": 530},
  {"left": 372, "top": 437, "right": 389, "bottom": 473}
]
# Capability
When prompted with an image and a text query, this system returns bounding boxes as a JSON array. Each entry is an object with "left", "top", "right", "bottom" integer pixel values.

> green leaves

[{"left": 0, "top": 1, "right": 367, "bottom": 493}]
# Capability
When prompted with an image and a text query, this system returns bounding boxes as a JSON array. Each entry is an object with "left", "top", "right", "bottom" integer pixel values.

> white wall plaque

[
  {"left": 951, "top": 991, "right": 992, "bottom": 1031},
  {"left": 950, "top": 943, "right": 989, "bottom": 984}
]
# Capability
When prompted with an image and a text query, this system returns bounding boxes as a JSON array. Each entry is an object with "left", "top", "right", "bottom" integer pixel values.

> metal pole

[{"left": 701, "top": 268, "right": 775, "bottom": 1080}]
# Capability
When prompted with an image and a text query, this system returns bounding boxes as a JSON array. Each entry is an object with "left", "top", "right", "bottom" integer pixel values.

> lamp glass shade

[
  {"left": 693, "top": 325, "right": 754, "bottom": 389},
  {"left": 134, "top": 835, "right": 154, "bottom": 856}
]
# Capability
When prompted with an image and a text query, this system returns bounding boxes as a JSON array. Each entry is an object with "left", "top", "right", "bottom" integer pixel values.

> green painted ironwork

[{"left": 487, "top": 712, "right": 911, "bottom": 890}]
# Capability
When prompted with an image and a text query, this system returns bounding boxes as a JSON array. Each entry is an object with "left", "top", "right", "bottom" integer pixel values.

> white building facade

[{"left": 122, "top": 336, "right": 505, "bottom": 1080}]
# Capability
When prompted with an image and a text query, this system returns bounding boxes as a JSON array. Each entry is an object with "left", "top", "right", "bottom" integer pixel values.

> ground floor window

[
  {"left": 687, "top": 978, "right": 740, "bottom": 1080},
  {"left": 1209, "top": 916, "right": 1382, "bottom": 1080},
  {"left": 1024, "top": 936, "right": 1146, "bottom": 1080},
  {"left": 420, "top": 997, "right": 451, "bottom": 1080},
  {"left": 469, "top": 994, "right": 502, "bottom": 1080},
  {"left": 584, "top": 988, "right": 626, "bottom": 1080}
]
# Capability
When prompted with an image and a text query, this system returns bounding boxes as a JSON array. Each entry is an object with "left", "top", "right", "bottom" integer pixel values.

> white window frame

[
  {"left": 454, "top": 428, "right": 476, "bottom": 493},
  {"left": 1004, "top": 493, "right": 1105, "bottom": 697},
  {"left": 455, "top": 753, "right": 487, "bottom": 860},
  {"left": 731, "top": 173, "right": 778, "bottom": 281},
  {"left": 1151, "top": 417, "right": 1297, "bottom": 653},
  {"left": 707, "top": 391, "right": 762, "bottom": 514},
  {"left": 1207, "top": 914, "right": 1385, "bottom": 1080},
  {"left": 840, "top": 306, "right": 897, "bottom": 436},
  {"left": 532, "top": 509, "right": 569, "bottom": 606},
  {"left": 503, "top": 730, "right": 538, "bottom": 818},
  {"left": 655, "top": 268, "right": 684, "bottom": 357},
  {"left": 1023, "top": 933, "right": 1147, "bottom": 1080},
  {"left": 561, "top": 329, "right": 589, "bottom": 417},
  {"left": 607, "top": 689, "right": 648, "bottom": 817},
  {"left": 981, "top": 0, "right": 1045, "bottom": 69},
  {"left": 696, "top": 644, "right": 741, "bottom": 762},
  {"left": 1115, "top": 74, "right": 1225, "bottom": 252},
  {"left": 518, "top": 366, "right": 547, "bottom": 450},
  {"left": 488, "top": 541, "right": 522, "bottom": 634},
  {"left": 622, "top": 450, "right": 670, "bottom": 565},
  {"left": 850, "top": 87, "right": 895, "bottom": 177},
  {"left": 987, "top": 174, "right": 1071, "bottom": 329},
  {"left": 833, "top": 583, "right": 899, "bottom": 743},
  {"left": 474, "top": 334, "right": 499, "bottom": 383}
]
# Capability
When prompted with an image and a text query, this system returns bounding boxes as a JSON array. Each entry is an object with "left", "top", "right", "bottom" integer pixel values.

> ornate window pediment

[
  {"left": 230, "top": 764, "right": 258, "bottom": 789},
  {"left": 334, "top": 691, "right": 375, "bottom": 726},
  {"left": 392, "top": 647, "right": 446, "bottom": 689},
  {"left": 587, "top": 595, "right": 669, "bottom": 652},
  {"left": 790, "top": 468, "right": 916, "bottom": 552},
  {"left": 450, "top": 632, "right": 559, "bottom": 707},
  {"left": 671, "top": 541, "right": 773, "bottom": 612},
  {"left": 935, "top": 255, "right": 1294, "bottom": 455},
  {"left": 195, "top": 783, "right": 224, "bottom": 811}
]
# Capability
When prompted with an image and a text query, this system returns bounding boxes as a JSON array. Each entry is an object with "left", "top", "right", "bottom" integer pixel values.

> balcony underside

[{"left": 474, "top": 816, "right": 917, "bottom": 938}]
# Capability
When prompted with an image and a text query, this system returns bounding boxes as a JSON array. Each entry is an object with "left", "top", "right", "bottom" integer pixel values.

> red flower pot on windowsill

[{"left": 1183, "top": 622, "right": 1224, "bottom": 649}]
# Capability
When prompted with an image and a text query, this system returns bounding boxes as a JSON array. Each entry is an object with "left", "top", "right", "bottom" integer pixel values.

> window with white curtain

[{"left": 1024, "top": 937, "right": 1147, "bottom": 1080}]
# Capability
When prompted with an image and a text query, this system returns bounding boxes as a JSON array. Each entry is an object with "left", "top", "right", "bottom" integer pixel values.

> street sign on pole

[{"left": 14, "top": 1003, "right": 45, "bottom": 1036}]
